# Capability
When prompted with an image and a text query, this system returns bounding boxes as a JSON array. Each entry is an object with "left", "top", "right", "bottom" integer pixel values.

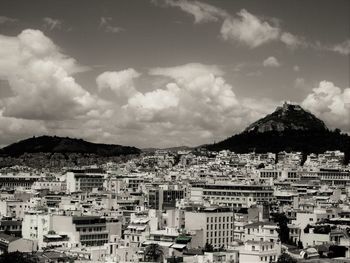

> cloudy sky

[{"left": 0, "top": 0, "right": 349, "bottom": 148}]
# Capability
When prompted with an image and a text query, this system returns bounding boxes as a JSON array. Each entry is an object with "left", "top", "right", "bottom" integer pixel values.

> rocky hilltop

[
  {"left": 207, "top": 103, "right": 350, "bottom": 163},
  {"left": 245, "top": 102, "right": 327, "bottom": 133}
]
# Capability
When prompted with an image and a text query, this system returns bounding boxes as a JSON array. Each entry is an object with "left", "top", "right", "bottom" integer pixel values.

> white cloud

[
  {"left": 0, "top": 29, "right": 278, "bottom": 148},
  {"left": 280, "top": 32, "right": 304, "bottom": 49},
  {"left": 99, "top": 17, "right": 124, "bottom": 33},
  {"left": 128, "top": 86, "right": 180, "bottom": 112},
  {"left": 220, "top": 9, "right": 280, "bottom": 48},
  {"left": 149, "top": 63, "right": 223, "bottom": 82},
  {"left": 293, "top": 65, "right": 300, "bottom": 72},
  {"left": 0, "top": 110, "right": 48, "bottom": 145},
  {"left": 263, "top": 56, "right": 280, "bottom": 67},
  {"left": 117, "top": 63, "right": 273, "bottom": 147},
  {"left": 43, "top": 17, "right": 63, "bottom": 31},
  {"left": 0, "top": 29, "right": 98, "bottom": 120},
  {"left": 0, "top": 16, "right": 17, "bottom": 24},
  {"left": 96, "top": 69, "right": 140, "bottom": 103},
  {"left": 302, "top": 81, "right": 350, "bottom": 131},
  {"left": 157, "top": 1, "right": 347, "bottom": 52},
  {"left": 331, "top": 39, "right": 350, "bottom": 55},
  {"left": 161, "top": 0, "right": 228, "bottom": 24}
]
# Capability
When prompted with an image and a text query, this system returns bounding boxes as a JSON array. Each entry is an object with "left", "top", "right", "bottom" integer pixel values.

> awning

[
  {"left": 44, "top": 234, "right": 62, "bottom": 239},
  {"left": 171, "top": 244, "right": 187, "bottom": 249},
  {"left": 143, "top": 240, "right": 173, "bottom": 247},
  {"left": 175, "top": 236, "right": 192, "bottom": 242}
]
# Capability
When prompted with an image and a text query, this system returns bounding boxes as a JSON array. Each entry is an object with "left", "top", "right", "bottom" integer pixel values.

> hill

[
  {"left": 245, "top": 102, "right": 327, "bottom": 133},
  {"left": 207, "top": 103, "right": 350, "bottom": 163},
  {"left": 0, "top": 135, "right": 141, "bottom": 157}
]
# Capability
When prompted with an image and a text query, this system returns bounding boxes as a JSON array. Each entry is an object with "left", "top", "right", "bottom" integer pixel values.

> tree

[
  {"left": 297, "top": 240, "right": 303, "bottom": 249},
  {"left": 203, "top": 242, "right": 214, "bottom": 252},
  {"left": 144, "top": 243, "right": 164, "bottom": 262},
  {"left": 271, "top": 213, "right": 290, "bottom": 244},
  {"left": 277, "top": 253, "right": 297, "bottom": 263},
  {"left": 303, "top": 224, "right": 312, "bottom": 233}
]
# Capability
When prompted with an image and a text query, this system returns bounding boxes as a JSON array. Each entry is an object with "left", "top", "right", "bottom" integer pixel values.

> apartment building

[
  {"left": 148, "top": 188, "right": 185, "bottom": 210},
  {"left": 244, "top": 222, "right": 279, "bottom": 243},
  {"left": 185, "top": 207, "right": 234, "bottom": 249},
  {"left": 238, "top": 240, "right": 281, "bottom": 263},
  {"left": 22, "top": 212, "right": 112, "bottom": 249},
  {"left": 66, "top": 168, "right": 105, "bottom": 193},
  {"left": 190, "top": 184, "right": 275, "bottom": 208}
]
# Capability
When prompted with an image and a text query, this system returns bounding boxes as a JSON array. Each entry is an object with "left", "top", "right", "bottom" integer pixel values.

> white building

[
  {"left": 238, "top": 240, "right": 281, "bottom": 263},
  {"left": 185, "top": 207, "right": 234, "bottom": 249},
  {"left": 66, "top": 168, "right": 105, "bottom": 193}
]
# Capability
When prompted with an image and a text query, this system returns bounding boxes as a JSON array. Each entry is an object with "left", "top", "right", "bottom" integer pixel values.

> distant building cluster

[{"left": 0, "top": 149, "right": 349, "bottom": 262}]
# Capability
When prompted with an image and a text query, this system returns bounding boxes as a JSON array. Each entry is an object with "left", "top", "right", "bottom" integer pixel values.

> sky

[{"left": 0, "top": 0, "right": 349, "bottom": 148}]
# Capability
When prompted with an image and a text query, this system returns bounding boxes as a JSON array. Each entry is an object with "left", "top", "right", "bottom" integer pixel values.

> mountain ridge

[{"left": 0, "top": 135, "right": 141, "bottom": 157}]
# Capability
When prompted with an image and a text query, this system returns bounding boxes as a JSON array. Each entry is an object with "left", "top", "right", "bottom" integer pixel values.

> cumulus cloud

[
  {"left": 43, "top": 17, "right": 62, "bottom": 31},
  {"left": 0, "top": 29, "right": 98, "bottom": 120},
  {"left": 263, "top": 56, "right": 280, "bottom": 67},
  {"left": 160, "top": 0, "right": 228, "bottom": 23},
  {"left": 116, "top": 63, "right": 274, "bottom": 146},
  {"left": 0, "top": 29, "right": 277, "bottom": 148},
  {"left": 0, "top": 110, "right": 47, "bottom": 146},
  {"left": 129, "top": 87, "right": 179, "bottom": 111},
  {"left": 96, "top": 69, "right": 140, "bottom": 103},
  {"left": 99, "top": 17, "right": 124, "bottom": 33},
  {"left": 302, "top": 81, "right": 350, "bottom": 131},
  {"left": 124, "top": 63, "right": 239, "bottom": 124}
]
